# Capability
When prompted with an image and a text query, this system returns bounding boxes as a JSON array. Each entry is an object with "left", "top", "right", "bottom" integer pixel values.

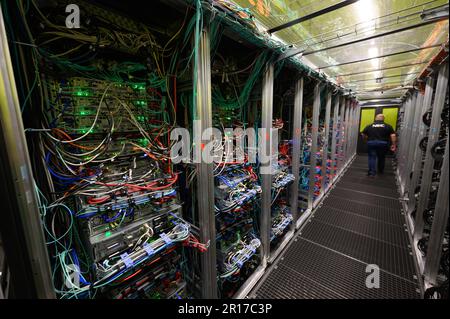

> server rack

[
  {"left": 396, "top": 61, "right": 449, "bottom": 296},
  {"left": 0, "top": 0, "right": 360, "bottom": 299}
]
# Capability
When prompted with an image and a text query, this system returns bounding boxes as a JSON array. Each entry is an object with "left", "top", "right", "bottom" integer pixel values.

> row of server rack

[
  {"left": 395, "top": 61, "right": 448, "bottom": 299},
  {"left": 0, "top": 0, "right": 361, "bottom": 299}
]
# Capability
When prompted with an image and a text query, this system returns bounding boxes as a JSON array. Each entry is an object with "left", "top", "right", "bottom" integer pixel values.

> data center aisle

[{"left": 250, "top": 156, "right": 422, "bottom": 299}]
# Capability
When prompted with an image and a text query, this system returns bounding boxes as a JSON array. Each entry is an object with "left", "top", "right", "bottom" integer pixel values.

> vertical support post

[
  {"left": 347, "top": 101, "right": 355, "bottom": 160},
  {"left": 330, "top": 95, "right": 340, "bottom": 181},
  {"left": 342, "top": 99, "right": 351, "bottom": 167},
  {"left": 350, "top": 102, "right": 357, "bottom": 160},
  {"left": 352, "top": 103, "right": 360, "bottom": 157},
  {"left": 260, "top": 63, "right": 274, "bottom": 267},
  {"left": 397, "top": 99, "right": 406, "bottom": 177},
  {"left": 290, "top": 78, "right": 303, "bottom": 224},
  {"left": 321, "top": 89, "right": 332, "bottom": 194},
  {"left": 194, "top": 27, "right": 217, "bottom": 299},
  {"left": 0, "top": 6, "right": 55, "bottom": 298},
  {"left": 337, "top": 96, "right": 346, "bottom": 174},
  {"left": 408, "top": 77, "right": 434, "bottom": 214},
  {"left": 355, "top": 103, "right": 361, "bottom": 156},
  {"left": 404, "top": 92, "right": 424, "bottom": 194},
  {"left": 308, "top": 82, "right": 321, "bottom": 210},
  {"left": 401, "top": 92, "right": 418, "bottom": 192},
  {"left": 414, "top": 62, "right": 449, "bottom": 241},
  {"left": 423, "top": 138, "right": 449, "bottom": 285},
  {"left": 398, "top": 97, "right": 412, "bottom": 187}
]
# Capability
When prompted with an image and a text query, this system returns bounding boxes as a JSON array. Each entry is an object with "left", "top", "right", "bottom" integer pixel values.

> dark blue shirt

[{"left": 362, "top": 120, "right": 395, "bottom": 142}]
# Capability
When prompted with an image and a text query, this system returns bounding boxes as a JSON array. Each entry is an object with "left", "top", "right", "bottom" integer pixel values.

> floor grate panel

[
  {"left": 339, "top": 177, "right": 396, "bottom": 189},
  {"left": 335, "top": 181, "right": 400, "bottom": 197},
  {"left": 252, "top": 263, "right": 343, "bottom": 299},
  {"left": 312, "top": 207, "right": 409, "bottom": 248},
  {"left": 251, "top": 156, "right": 419, "bottom": 299},
  {"left": 327, "top": 189, "right": 402, "bottom": 210},
  {"left": 320, "top": 197, "right": 404, "bottom": 226},
  {"left": 347, "top": 167, "right": 395, "bottom": 175},
  {"left": 300, "top": 220, "right": 417, "bottom": 281},
  {"left": 278, "top": 239, "right": 420, "bottom": 299}
]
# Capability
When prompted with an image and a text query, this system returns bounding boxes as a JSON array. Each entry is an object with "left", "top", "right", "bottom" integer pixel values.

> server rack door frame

[
  {"left": 414, "top": 62, "right": 449, "bottom": 243},
  {"left": 0, "top": 5, "right": 55, "bottom": 299}
]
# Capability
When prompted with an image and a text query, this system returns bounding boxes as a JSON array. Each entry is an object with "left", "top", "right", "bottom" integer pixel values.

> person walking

[{"left": 362, "top": 114, "right": 397, "bottom": 177}]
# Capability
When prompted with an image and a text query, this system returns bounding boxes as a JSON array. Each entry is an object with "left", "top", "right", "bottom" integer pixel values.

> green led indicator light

[
  {"left": 75, "top": 90, "right": 90, "bottom": 97},
  {"left": 135, "top": 100, "right": 147, "bottom": 106},
  {"left": 105, "top": 231, "right": 112, "bottom": 238},
  {"left": 79, "top": 128, "right": 92, "bottom": 134},
  {"left": 139, "top": 138, "right": 149, "bottom": 146},
  {"left": 132, "top": 83, "right": 146, "bottom": 90}
]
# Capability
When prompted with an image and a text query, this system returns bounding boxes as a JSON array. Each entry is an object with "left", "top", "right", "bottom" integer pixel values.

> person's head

[{"left": 375, "top": 114, "right": 385, "bottom": 121}]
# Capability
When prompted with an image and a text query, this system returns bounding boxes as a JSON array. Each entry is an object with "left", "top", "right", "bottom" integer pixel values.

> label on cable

[
  {"left": 143, "top": 243, "right": 155, "bottom": 257},
  {"left": 120, "top": 252, "right": 134, "bottom": 268},
  {"left": 160, "top": 232, "right": 172, "bottom": 245}
]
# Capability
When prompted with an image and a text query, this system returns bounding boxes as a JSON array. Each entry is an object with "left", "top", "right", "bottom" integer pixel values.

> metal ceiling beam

[
  {"left": 421, "top": 3, "right": 449, "bottom": 21},
  {"left": 291, "top": 3, "right": 449, "bottom": 53},
  {"left": 360, "top": 98, "right": 402, "bottom": 104},
  {"left": 318, "top": 43, "right": 444, "bottom": 70},
  {"left": 360, "top": 103, "right": 401, "bottom": 108},
  {"left": 354, "top": 85, "right": 411, "bottom": 94},
  {"left": 359, "top": 97, "right": 403, "bottom": 101},
  {"left": 304, "top": 17, "right": 449, "bottom": 57},
  {"left": 361, "top": 98, "right": 402, "bottom": 104},
  {"left": 360, "top": 102, "right": 402, "bottom": 107},
  {"left": 342, "top": 72, "right": 420, "bottom": 84},
  {"left": 332, "top": 61, "right": 430, "bottom": 78},
  {"left": 267, "top": 0, "right": 360, "bottom": 34}
]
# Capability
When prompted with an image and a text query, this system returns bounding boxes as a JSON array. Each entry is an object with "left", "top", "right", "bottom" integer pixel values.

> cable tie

[
  {"left": 143, "top": 243, "right": 155, "bottom": 257},
  {"left": 120, "top": 252, "right": 134, "bottom": 269},
  {"left": 160, "top": 232, "right": 172, "bottom": 245}
]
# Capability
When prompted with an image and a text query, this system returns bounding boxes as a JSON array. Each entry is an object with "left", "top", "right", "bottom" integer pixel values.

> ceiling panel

[{"left": 230, "top": 0, "right": 449, "bottom": 99}]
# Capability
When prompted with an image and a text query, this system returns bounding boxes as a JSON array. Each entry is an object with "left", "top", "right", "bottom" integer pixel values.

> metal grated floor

[{"left": 250, "top": 156, "right": 421, "bottom": 299}]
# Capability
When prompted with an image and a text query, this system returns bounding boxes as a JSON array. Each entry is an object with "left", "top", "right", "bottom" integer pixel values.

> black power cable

[
  {"left": 441, "top": 250, "right": 449, "bottom": 277},
  {"left": 431, "top": 138, "right": 447, "bottom": 161},
  {"left": 418, "top": 237, "right": 429, "bottom": 257},
  {"left": 441, "top": 106, "right": 449, "bottom": 123},
  {"left": 419, "top": 136, "right": 428, "bottom": 152},
  {"left": 423, "top": 109, "right": 432, "bottom": 127},
  {"left": 424, "top": 280, "right": 448, "bottom": 299},
  {"left": 423, "top": 208, "right": 434, "bottom": 226}
]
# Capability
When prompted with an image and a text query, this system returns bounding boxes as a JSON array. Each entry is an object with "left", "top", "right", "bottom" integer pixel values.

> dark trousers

[{"left": 367, "top": 140, "right": 388, "bottom": 176}]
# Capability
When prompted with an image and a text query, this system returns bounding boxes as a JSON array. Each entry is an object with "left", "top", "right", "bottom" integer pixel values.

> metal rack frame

[
  {"left": 414, "top": 63, "right": 449, "bottom": 243},
  {"left": 0, "top": 5, "right": 55, "bottom": 298},
  {"left": 407, "top": 77, "right": 435, "bottom": 223},
  {"left": 396, "top": 62, "right": 449, "bottom": 290},
  {"left": 195, "top": 27, "right": 218, "bottom": 299}
]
